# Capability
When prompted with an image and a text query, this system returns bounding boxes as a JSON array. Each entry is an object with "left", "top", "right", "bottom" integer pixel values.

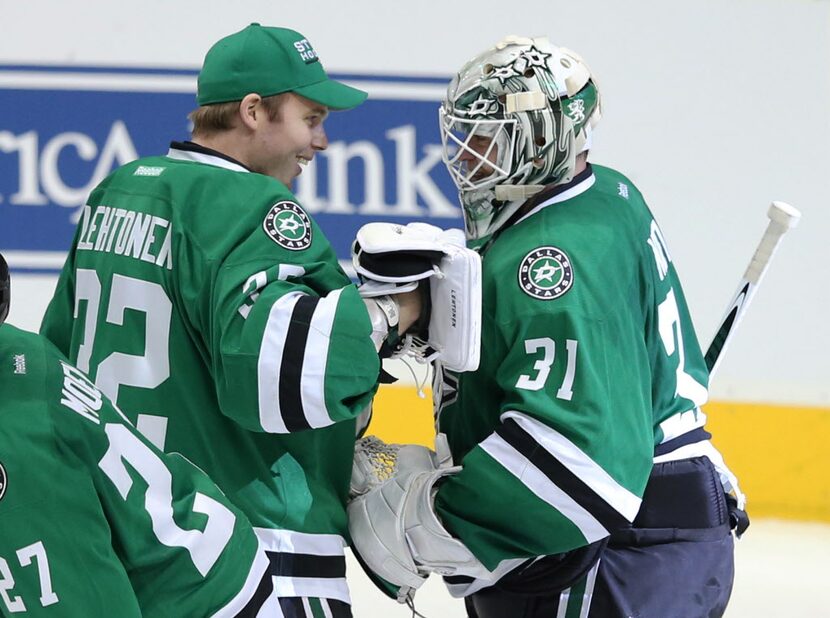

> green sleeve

[{"left": 207, "top": 253, "right": 380, "bottom": 434}]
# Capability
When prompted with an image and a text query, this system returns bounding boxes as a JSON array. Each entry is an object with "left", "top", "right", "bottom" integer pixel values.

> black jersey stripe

[
  {"left": 265, "top": 550, "right": 346, "bottom": 579},
  {"left": 654, "top": 426, "right": 712, "bottom": 457},
  {"left": 234, "top": 566, "right": 275, "bottom": 617},
  {"left": 443, "top": 574, "right": 475, "bottom": 585},
  {"left": 496, "top": 418, "right": 632, "bottom": 532},
  {"left": 279, "top": 295, "right": 319, "bottom": 432},
  {"left": 278, "top": 596, "right": 307, "bottom": 618},
  {"left": 327, "top": 598, "right": 353, "bottom": 618}
]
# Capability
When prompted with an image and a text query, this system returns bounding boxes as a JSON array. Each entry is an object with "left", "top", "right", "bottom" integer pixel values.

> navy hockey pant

[{"left": 465, "top": 456, "right": 738, "bottom": 618}]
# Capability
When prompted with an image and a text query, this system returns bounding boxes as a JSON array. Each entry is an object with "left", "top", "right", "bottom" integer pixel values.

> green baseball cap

[{"left": 197, "top": 23, "right": 367, "bottom": 109}]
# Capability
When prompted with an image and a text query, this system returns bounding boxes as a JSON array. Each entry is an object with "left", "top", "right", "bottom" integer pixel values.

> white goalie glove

[
  {"left": 348, "top": 435, "right": 489, "bottom": 603},
  {"left": 352, "top": 222, "right": 482, "bottom": 372}
]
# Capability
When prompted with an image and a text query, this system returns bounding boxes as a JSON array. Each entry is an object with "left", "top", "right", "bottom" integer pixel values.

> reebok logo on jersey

[
  {"left": 618, "top": 182, "right": 630, "bottom": 199},
  {"left": 518, "top": 246, "right": 574, "bottom": 300},
  {"left": 134, "top": 165, "right": 166, "bottom": 177},
  {"left": 0, "top": 461, "right": 6, "bottom": 502},
  {"left": 263, "top": 201, "right": 312, "bottom": 251}
]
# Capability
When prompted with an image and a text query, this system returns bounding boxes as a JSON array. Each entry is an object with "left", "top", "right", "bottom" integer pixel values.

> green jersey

[
  {"left": 40, "top": 142, "right": 380, "bottom": 603},
  {"left": 0, "top": 325, "right": 269, "bottom": 617},
  {"left": 434, "top": 165, "right": 709, "bottom": 578}
]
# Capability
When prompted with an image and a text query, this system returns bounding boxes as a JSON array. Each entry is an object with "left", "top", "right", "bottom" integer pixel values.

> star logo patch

[
  {"left": 518, "top": 246, "right": 574, "bottom": 300},
  {"left": 263, "top": 201, "right": 312, "bottom": 251}
]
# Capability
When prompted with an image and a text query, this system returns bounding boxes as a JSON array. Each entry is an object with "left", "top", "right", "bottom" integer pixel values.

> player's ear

[{"left": 238, "top": 93, "right": 262, "bottom": 130}]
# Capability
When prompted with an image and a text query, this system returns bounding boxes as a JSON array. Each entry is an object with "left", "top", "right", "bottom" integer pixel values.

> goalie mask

[
  {"left": 0, "top": 254, "right": 9, "bottom": 325},
  {"left": 439, "top": 36, "right": 602, "bottom": 240}
]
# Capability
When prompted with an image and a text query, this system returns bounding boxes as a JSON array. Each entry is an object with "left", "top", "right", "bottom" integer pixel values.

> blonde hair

[{"left": 189, "top": 94, "right": 287, "bottom": 137}]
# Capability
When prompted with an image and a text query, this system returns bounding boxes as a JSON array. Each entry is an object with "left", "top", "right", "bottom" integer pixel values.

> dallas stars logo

[
  {"left": 466, "top": 94, "right": 500, "bottom": 117},
  {"left": 518, "top": 246, "right": 574, "bottom": 300},
  {"left": 0, "top": 460, "right": 6, "bottom": 502},
  {"left": 263, "top": 201, "right": 312, "bottom": 251}
]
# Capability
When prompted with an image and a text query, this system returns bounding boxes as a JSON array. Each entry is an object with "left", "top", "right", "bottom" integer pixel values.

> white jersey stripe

[
  {"left": 554, "top": 558, "right": 600, "bottom": 618},
  {"left": 480, "top": 434, "right": 609, "bottom": 542},
  {"left": 579, "top": 559, "right": 601, "bottom": 618},
  {"left": 301, "top": 288, "right": 344, "bottom": 429},
  {"left": 253, "top": 529, "right": 351, "bottom": 605},
  {"left": 253, "top": 528, "right": 347, "bottom": 556},
  {"left": 658, "top": 407, "right": 707, "bottom": 443},
  {"left": 556, "top": 588, "right": 570, "bottom": 618},
  {"left": 502, "top": 411, "right": 642, "bottom": 521},
  {"left": 272, "top": 576, "right": 351, "bottom": 605},
  {"left": 257, "top": 292, "right": 303, "bottom": 433},
  {"left": 211, "top": 538, "right": 271, "bottom": 617}
]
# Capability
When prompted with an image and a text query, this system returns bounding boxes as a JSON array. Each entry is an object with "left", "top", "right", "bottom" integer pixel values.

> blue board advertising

[{"left": 0, "top": 65, "right": 462, "bottom": 273}]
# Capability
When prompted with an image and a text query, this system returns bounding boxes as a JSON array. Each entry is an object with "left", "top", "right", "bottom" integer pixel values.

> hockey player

[
  {"left": 348, "top": 36, "right": 748, "bottom": 617},
  {"left": 39, "top": 24, "right": 424, "bottom": 617},
  {"left": 0, "top": 253, "right": 272, "bottom": 616}
]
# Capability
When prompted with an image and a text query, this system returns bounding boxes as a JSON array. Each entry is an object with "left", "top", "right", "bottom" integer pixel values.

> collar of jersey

[
  {"left": 513, "top": 167, "right": 596, "bottom": 227},
  {"left": 166, "top": 141, "right": 252, "bottom": 173}
]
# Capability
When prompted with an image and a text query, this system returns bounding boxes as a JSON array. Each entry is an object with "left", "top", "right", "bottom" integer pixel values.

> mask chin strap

[{"left": 494, "top": 184, "right": 543, "bottom": 201}]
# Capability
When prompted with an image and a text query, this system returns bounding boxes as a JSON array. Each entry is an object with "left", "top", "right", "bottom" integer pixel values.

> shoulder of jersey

[
  {"left": 482, "top": 225, "right": 578, "bottom": 303},
  {"left": 589, "top": 164, "right": 644, "bottom": 205},
  {"left": 0, "top": 326, "right": 51, "bottom": 402}
]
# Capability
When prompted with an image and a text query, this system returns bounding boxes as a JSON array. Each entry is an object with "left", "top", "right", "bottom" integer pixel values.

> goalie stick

[{"left": 704, "top": 201, "right": 801, "bottom": 377}]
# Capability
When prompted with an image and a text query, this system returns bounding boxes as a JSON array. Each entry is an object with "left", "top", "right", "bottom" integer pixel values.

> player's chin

[{"left": 470, "top": 171, "right": 495, "bottom": 183}]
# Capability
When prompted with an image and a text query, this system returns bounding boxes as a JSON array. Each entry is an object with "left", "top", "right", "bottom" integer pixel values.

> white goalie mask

[{"left": 439, "top": 36, "right": 602, "bottom": 240}]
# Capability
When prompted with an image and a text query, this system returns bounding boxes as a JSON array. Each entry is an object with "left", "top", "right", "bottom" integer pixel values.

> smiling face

[{"left": 247, "top": 93, "right": 329, "bottom": 186}]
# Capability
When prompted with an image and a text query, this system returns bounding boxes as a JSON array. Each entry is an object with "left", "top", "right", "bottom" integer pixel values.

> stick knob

[{"left": 768, "top": 201, "right": 802, "bottom": 228}]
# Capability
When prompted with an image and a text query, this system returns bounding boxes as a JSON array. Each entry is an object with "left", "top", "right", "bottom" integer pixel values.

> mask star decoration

[
  {"left": 490, "top": 64, "right": 518, "bottom": 85},
  {"left": 466, "top": 94, "right": 500, "bottom": 117},
  {"left": 520, "top": 46, "right": 551, "bottom": 67}
]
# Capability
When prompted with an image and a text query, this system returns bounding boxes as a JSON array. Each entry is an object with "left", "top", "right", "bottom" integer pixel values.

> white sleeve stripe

[
  {"left": 257, "top": 291, "right": 303, "bottom": 433},
  {"left": 300, "top": 288, "right": 344, "bottom": 429},
  {"left": 501, "top": 410, "right": 642, "bottom": 521},
  {"left": 658, "top": 407, "right": 706, "bottom": 443},
  {"left": 479, "top": 434, "right": 609, "bottom": 543},
  {"left": 253, "top": 528, "right": 347, "bottom": 556},
  {"left": 272, "top": 576, "right": 351, "bottom": 605},
  {"left": 210, "top": 538, "right": 271, "bottom": 618}
]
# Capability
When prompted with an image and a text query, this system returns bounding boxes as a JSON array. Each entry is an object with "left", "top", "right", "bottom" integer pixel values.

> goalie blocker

[{"left": 352, "top": 222, "right": 482, "bottom": 373}]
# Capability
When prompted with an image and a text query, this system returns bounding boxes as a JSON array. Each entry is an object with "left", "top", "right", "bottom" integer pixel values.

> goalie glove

[
  {"left": 352, "top": 222, "right": 482, "bottom": 372},
  {"left": 350, "top": 434, "right": 453, "bottom": 497},
  {"left": 347, "top": 434, "right": 488, "bottom": 603}
]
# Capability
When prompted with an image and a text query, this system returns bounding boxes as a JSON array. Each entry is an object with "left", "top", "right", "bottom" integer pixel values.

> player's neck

[
  {"left": 190, "top": 132, "right": 253, "bottom": 170},
  {"left": 574, "top": 153, "right": 588, "bottom": 176}
]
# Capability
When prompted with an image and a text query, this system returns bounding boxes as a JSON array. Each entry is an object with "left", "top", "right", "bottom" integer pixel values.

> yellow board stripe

[{"left": 367, "top": 386, "right": 830, "bottom": 523}]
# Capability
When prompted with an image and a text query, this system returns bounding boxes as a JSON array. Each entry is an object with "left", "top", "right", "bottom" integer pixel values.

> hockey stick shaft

[{"left": 704, "top": 201, "right": 801, "bottom": 377}]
